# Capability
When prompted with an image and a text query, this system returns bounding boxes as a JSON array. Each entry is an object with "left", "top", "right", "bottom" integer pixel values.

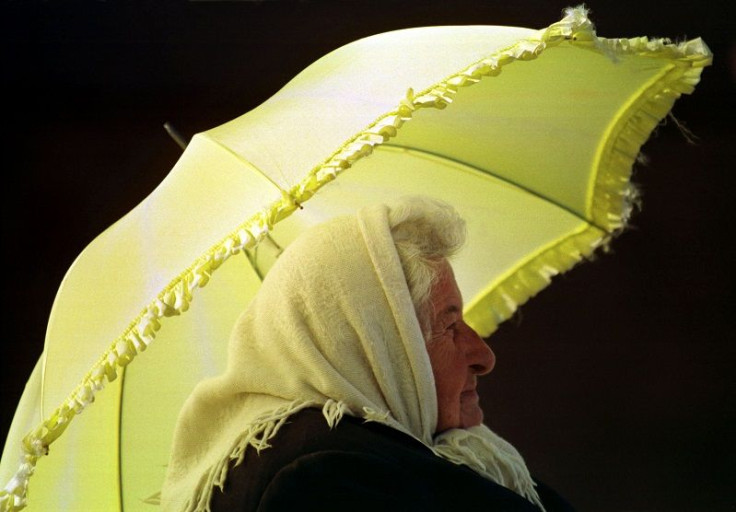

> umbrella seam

[
  {"left": 197, "top": 133, "right": 289, "bottom": 194},
  {"left": 379, "top": 143, "right": 602, "bottom": 231}
]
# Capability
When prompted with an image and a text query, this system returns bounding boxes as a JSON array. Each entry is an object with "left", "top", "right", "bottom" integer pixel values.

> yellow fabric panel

[
  {"left": 120, "top": 257, "right": 261, "bottom": 510},
  {"left": 42, "top": 134, "right": 281, "bottom": 412},
  {"left": 205, "top": 26, "right": 537, "bottom": 189},
  {"left": 24, "top": 376, "right": 122, "bottom": 512},
  {"left": 389, "top": 43, "right": 668, "bottom": 224},
  {"left": 0, "top": 360, "right": 44, "bottom": 488}
]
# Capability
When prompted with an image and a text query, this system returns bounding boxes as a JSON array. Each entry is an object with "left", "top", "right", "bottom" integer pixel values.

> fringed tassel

[
  {"left": 361, "top": 406, "right": 392, "bottom": 424},
  {"left": 322, "top": 399, "right": 350, "bottom": 428},
  {"left": 183, "top": 400, "right": 312, "bottom": 512},
  {"left": 433, "top": 426, "right": 545, "bottom": 511}
]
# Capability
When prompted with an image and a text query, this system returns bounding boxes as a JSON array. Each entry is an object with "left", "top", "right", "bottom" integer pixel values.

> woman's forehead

[{"left": 432, "top": 260, "right": 463, "bottom": 318}]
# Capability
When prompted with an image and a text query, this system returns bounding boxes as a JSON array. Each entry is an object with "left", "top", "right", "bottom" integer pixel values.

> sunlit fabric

[{"left": 0, "top": 7, "right": 710, "bottom": 511}]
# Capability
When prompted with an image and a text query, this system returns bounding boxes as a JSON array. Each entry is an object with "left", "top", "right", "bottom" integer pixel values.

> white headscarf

[{"left": 162, "top": 202, "right": 543, "bottom": 511}]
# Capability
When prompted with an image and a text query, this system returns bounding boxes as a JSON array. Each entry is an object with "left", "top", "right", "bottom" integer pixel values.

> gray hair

[{"left": 387, "top": 197, "right": 466, "bottom": 340}]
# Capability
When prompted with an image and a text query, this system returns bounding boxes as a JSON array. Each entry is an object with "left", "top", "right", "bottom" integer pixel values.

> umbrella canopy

[{"left": 0, "top": 7, "right": 711, "bottom": 511}]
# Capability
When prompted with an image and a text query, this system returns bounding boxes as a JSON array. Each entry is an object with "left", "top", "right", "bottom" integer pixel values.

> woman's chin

[{"left": 460, "top": 400, "right": 484, "bottom": 428}]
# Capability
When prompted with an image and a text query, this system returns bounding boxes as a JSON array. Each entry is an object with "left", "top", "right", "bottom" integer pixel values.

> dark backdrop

[{"left": 2, "top": 1, "right": 734, "bottom": 510}]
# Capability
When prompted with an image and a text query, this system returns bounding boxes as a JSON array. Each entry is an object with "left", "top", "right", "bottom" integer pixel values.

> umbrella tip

[{"left": 163, "top": 122, "right": 189, "bottom": 151}]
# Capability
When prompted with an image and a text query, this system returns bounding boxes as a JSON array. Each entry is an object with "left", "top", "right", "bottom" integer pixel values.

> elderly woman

[{"left": 162, "top": 197, "right": 574, "bottom": 511}]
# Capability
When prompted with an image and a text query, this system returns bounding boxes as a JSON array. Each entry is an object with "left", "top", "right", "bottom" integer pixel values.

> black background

[{"left": 2, "top": 1, "right": 734, "bottom": 510}]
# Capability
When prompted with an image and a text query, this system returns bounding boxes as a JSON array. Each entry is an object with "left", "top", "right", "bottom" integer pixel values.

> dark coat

[{"left": 209, "top": 408, "right": 575, "bottom": 511}]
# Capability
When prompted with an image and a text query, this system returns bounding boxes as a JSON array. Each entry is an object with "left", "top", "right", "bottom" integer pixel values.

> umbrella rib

[
  {"left": 117, "top": 367, "right": 126, "bottom": 511},
  {"left": 200, "top": 133, "right": 288, "bottom": 195},
  {"left": 200, "top": 134, "right": 293, "bottom": 282},
  {"left": 380, "top": 143, "right": 610, "bottom": 234}
]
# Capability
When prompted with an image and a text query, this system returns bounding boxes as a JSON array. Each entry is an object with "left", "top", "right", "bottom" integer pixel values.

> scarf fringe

[
  {"left": 180, "top": 401, "right": 544, "bottom": 512},
  {"left": 322, "top": 399, "right": 350, "bottom": 428},
  {"left": 183, "top": 400, "right": 311, "bottom": 512},
  {"left": 361, "top": 406, "right": 392, "bottom": 424},
  {"left": 433, "top": 427, "right": 545, "bottom": 512}
]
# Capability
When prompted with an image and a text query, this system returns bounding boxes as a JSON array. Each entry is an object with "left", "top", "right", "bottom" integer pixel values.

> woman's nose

[{"left": 462, "top": 321, "right": 495, "bottom": 375}]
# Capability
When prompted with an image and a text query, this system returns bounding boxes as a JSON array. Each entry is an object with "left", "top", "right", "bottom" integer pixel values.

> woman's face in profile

[{"left": 426, "top": 260, "right": 496, "bottom": 433}]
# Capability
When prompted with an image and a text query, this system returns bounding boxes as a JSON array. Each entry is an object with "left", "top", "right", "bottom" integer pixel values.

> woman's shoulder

[
  {"left": 208, "top": 407, "right": 428, "bottom": 510},
  {"left": 210, "top": 408, "right": 548, "bottom": 511}
]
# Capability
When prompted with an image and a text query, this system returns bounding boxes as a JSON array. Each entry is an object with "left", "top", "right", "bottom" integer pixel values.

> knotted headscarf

[{"left": 162, "top": 202, "right": 543, "bottom": 511}]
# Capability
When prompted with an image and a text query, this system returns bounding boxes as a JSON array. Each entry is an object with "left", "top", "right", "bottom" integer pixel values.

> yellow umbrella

[{"left": 0, "top": 7, "right": 711, "bottom": 511}]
